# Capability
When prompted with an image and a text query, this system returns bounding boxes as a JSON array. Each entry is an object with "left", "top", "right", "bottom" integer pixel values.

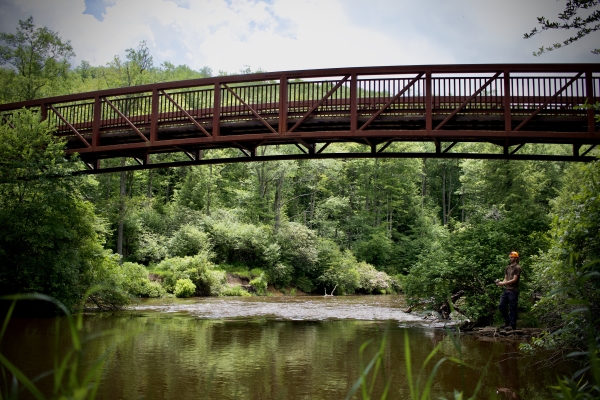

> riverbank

[{"left": 462, "top": 326, "right": 544, "bottom": 341}]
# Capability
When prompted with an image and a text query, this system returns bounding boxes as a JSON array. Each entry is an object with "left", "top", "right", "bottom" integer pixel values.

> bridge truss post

[
  {"left": 40, "top": 103, "right": 47, "bottom": 121},
  {"left": 151, "top": 89, "right": 159, "bottom": 143},
  {"left": 350, "top": 73, "right": 357, "bottom": 133},
  {"left": 92, "top": 96, "right": 101, "bottom": 150},
  {"left": 503, "top": 70, "right": 512, "bottom": 134},
  {"left": 279, "top": 76, "right": 288, "bottom": 134},
  {"left": 212, "top": 82, "right": 220, "bottom": 137},
  {"left": 425, "top": 71, "right": 432, "bottom": 134},
  {"left": 586, "top": 69, "right": 596, "bottom": 134}
]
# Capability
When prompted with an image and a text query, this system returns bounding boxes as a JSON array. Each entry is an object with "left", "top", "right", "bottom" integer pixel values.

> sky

[{"left": 0, "top": 0, "right": 598, "bottom": 75}]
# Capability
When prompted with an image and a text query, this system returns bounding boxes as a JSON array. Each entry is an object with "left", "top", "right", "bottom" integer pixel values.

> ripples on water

[{"left": 132, "top": 295, "right": 431, "bottom": 324}]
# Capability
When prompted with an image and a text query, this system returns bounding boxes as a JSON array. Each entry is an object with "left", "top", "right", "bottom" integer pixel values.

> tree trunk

[
  {"left": 147, "top": 169, "right": 153, "bottom": 200},
  {"left": 273, "top": 170, "right": 284, "bottom": 232},
  {"left": 127, "top": 170, "right": 134, "bottom": 198},
  {"left": 442, "top": 164, "right": 447, "bottom": 225},
  {"left": 206, "top": 165, "right": 212, "bottom": 216},
  {"left": 106, "top": 173, "right": 112, "bottom": 202},
  {"left": 117, "top": 158, "right": 126, "bottom": 262},
  {"left": 461, "top": 186, "right": 465, "bottom": 222},
  {"left": 421, "top": 160, "right": 427, "bottom": 210},
  {"left": 447, "top": 164, "right": 453, "bottom": 222},
  {"left": 309, "top": 191, "right": 315, "bottom": 229}
]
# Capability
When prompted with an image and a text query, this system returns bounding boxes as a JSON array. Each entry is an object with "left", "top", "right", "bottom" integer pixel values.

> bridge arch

[{"left": 1, "top": 63, "right": 599, "bottom": 173}]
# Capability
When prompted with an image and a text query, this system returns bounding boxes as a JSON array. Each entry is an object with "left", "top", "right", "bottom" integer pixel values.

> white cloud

[{"left": 0, "top": 0, "right": 597, "bottom": 75}]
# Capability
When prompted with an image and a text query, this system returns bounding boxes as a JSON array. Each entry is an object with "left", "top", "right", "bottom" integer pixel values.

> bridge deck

[{"left": 1, "top": 64, "right": 599, "bottom": 172}]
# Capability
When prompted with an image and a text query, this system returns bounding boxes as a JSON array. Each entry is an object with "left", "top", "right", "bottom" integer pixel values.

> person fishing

[{"left": 495, "top": 251, "right": 522, "bottom": 331}]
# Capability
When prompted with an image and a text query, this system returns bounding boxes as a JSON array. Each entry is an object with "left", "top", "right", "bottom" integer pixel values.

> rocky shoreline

[{"left": 461, "top": 326, "right": 543, "bottom": 341}]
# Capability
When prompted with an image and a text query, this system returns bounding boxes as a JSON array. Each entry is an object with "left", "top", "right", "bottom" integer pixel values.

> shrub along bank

[{"left": 105, "top": 214, "right": 398, "bottom": 302}]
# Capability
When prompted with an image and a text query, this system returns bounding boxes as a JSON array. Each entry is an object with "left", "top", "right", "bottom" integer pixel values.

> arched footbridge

[{"left": 1, "top": 64, "right": 599, "bottom": 173}]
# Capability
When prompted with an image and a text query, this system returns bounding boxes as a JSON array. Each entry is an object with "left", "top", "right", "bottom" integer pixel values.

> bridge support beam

[{"left": 586, "top": 69, "right": 596, "bottom": 134}]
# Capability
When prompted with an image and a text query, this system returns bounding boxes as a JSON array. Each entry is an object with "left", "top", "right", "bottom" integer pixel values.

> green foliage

[
  {"left": 276, "top": 222, "right": 319, "bottom": 273},
  {"left": 174, "top": 278, "right": 196, "bottom": 298},
  {"left": 134, "top": 229, "right": 168, "bottom": 264},
  {"left": 119, "top": 262, "right": 165, "bottom": 298},
  {"left": 404, "top": 159, "right": 559, "bottom": 323},
  {"left": 0, "top": 110, "right": 119, "bottom": 311},
  {"left": 356, "top": 262, "right": 393, "bottom": 294},
  {"left": 404, "top": 219, "right": 521, "bottom": 323},
  {"left": 155, "top": 254, "right": 225, "bottom": 296},
  {"left": 84, "top": 249, "right": 130, "bottom": 309},
  {"left": 524, "top": 0, "right": 600, "bottom": 56},
  {"left": 0, "top": 109, "right": 75, "bottom": 181},
  {"left": 295, "top": 275, "right": 314, "bottom": 294},
  {"left": 220, "top": 285, "right": 251, "bottom": 297},
  {"left": 0, "top": 16, "right": 75, "bottom": 101},
  {"left": 319, "top": 250, "right": 361, "bottom": 294},
  {"left": 267, "top": 263, "right": 293, "bottom": 287},
  {"left": 167, "top": 224, "right": 212, "bottom": 258},
  {"left": 250, "top": 274, "right": 268, "bottom": 295},
  {"left": 355, "top": 232, "right": 393, "bottom": 269},
  {"left": 205, "top": 211, "right": 280, "bottom": 268},
  {"left": 530, "top": 161, "right": 600, "bottom": 353}
]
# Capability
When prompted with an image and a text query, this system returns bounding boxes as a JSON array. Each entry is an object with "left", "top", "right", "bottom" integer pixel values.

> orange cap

[{"left": 509, "top": 251, "right": 519, "bottom": 258}]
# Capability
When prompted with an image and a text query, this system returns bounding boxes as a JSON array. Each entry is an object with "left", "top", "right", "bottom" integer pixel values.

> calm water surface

[{"left": 2, "top": 295, "right": 568, "bottom": 399}]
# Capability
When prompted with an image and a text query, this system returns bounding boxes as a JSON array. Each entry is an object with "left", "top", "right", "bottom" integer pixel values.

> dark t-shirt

[{"left": 504, "top": 263, "right": 522, "bottom": 291}]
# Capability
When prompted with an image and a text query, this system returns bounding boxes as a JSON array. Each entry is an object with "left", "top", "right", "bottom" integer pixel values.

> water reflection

[
  {"left": 496, "top": 342, "right": 521, "bottom": 399},
  {"left": 2, "top": 296, "right": 567, "bottom": 400}
]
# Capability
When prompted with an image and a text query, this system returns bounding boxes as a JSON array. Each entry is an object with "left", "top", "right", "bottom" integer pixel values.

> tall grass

[{"left": 345, "top": 326, "right": 485, "bottom": 400}]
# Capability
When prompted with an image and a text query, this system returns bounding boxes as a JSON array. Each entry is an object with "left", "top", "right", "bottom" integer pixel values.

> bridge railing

[{"left": 0, "top": 64, "right": 598, "bottom": 167}]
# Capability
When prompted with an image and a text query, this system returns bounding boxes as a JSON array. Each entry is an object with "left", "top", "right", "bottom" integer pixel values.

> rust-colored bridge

[{"left": 1, "top": 64, "right": 599, "bottom": 173}]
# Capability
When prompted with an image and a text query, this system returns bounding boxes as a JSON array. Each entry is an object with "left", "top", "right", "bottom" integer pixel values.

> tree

[
  {"left": 100, "top": 40, "right": 155, "bottom": 88},
  {"left": 0, "top": 16, "right": 75, "bottom": 101},
  {"left": 530, "top": 161, "right": 600, "bottom": 347},
  {"left": 0, "top": 110, "right": 118, "bottom": 312},
  {"left": 524, "top": 0, "right": 600, "bottom": 56}
]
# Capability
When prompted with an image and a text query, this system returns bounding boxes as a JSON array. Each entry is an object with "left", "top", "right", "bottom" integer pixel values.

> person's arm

[{"left": 496, "top": 272, "right": 519, "bottom": 286}]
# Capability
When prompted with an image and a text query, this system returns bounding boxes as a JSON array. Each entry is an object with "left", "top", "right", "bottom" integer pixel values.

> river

[{"left": 1, "top": 295, "right": 569, "bottom": 399}]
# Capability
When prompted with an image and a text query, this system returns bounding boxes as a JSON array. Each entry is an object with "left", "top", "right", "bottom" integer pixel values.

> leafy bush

[
  {"left": 295, "top": 275, "right": 314, "bottom": 294},
  {"left": 276, "top": 222, "right": 319, "bottom": 273},
  {"left": 85, "top": 259, "right": 166, "bottom": 308},
  {"left": 167, "top": 224, "right": 212, "bottom": 257},
  {"left": 266, "top": 263, "right": 293, "bottom": 287},
  {"left": 133, "top": 230, "right": 168, "bottom": 264},
  {"left": 356, "top": 262, "right": 393, "bottom": 294},
  {"left": 250, "top": 274, "right": 268, "bottom": 295},
  {"left": 220, "top": 285, "right": 251, "bottom": 297},
  {"left": 213, "top": 265, "right": 263, "bottom": 280},
  {"left": 84, "top": 248, "right": 131, "bottom": 309},
  {"left": 174, "top": 279, "right": 196, "bottom": 298},
  {"left": 120, "top": 262, "right": 165, "bottom": 298},
  {"left": 318, "top": 250, "right": 361, "bottom": 294},
  {"left": 354, "top": 231, "right": 393, "bottom": 268},
  {"left": 155, "top": 254, "right": 225, "bottom": 296},
  {"left": 205, "top": 215, "right": 279, "bottom": 267}
]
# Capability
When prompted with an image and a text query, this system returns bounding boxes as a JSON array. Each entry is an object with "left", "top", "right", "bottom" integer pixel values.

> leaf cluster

[{"left": 524, "top": 0, "right": 600, "bottom": 56}]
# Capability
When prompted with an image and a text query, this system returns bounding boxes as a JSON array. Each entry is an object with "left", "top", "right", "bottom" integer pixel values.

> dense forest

[{"left": 0, "top": 16, "right": 599, "bottom": 381}]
